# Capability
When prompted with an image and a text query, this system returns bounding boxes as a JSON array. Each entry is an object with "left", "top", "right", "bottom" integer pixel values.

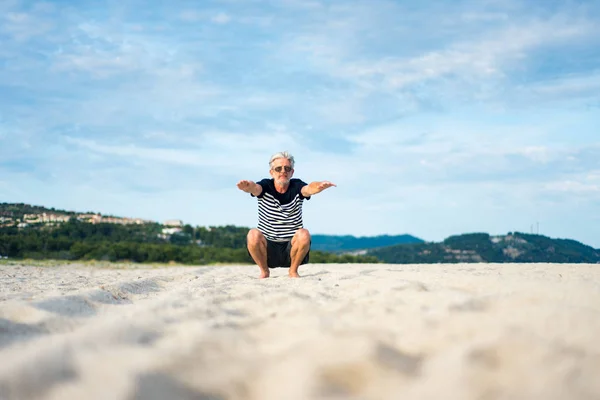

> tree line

[{"left": 0, "top": 219, "right": 379, "bottom": 265}]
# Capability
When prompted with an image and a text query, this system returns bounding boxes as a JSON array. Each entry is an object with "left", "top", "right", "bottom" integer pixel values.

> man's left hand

[{"left": 306, "top": 181, "right": 336, "bottom": 196}]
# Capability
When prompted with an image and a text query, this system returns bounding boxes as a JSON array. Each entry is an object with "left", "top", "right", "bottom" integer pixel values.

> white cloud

[
  {"left": 249, "top": 2, "right": 598, "bottom": 139},
  {"left": 338, "top": 20, "right": 594, "bottom": 90},
  {"left": 211, "top": 12, "right": 231, "bottom": 24},
  {"left": 179, "top": 10, "right": 201, "bottom": 22},
  {"left": 516, "top": 146, "right": 555, "bottom": 164},
  {"left": 278, "top": 0, "right": 324, "bottom": 10},
  {"left": 1, "top": 11, "right": 54, "bottom": 41},
  {"left": 64, "top": 137, "right": 206, "bottom": 167},
  {"left": 31, "top": 2, "right": 56, "bottom": 13},
  {"left": 53, "top": 52, "right": 137, "bottom": 77},
  {"left": 460, "top": 11, "right": 509, "bottom": 22},
  {"left": 543, "top": 171, "right": 600, "bottom": 195},
  {"left": 515, "top": 72, "right": 600, "bottom": 101},
  {"left": 63, "top": 131, "right": 306, "bottom": 171},
  {"left": 317, "top": 95, "right": 366, "bottom": 125}
]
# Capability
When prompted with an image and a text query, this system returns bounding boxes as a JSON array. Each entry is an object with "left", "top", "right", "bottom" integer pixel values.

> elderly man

[{"left": 237, "top": 151, "right": 336, "bottom": 278}]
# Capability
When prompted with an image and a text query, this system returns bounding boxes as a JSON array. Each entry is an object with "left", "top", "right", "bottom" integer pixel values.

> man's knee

[
  {"left": 293, "top": 228, "right": 311, "bottom": 246},
  {"left": 247, "top": 229, "right": 265, "bottom": 246}
]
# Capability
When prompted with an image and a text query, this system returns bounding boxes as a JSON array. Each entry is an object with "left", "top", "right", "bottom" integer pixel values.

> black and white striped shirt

[{"left": 252, "top": 178, "right": 310, "bottom": 242}]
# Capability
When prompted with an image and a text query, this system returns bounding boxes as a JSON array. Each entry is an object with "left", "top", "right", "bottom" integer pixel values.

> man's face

[{"left": 270, "top": 158, "right": 294, "bottom": 185}]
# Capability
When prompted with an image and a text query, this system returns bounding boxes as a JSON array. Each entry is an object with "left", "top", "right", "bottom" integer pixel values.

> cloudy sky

[{"left": 1, "top": 0, "right": 599, "bottom": 247}]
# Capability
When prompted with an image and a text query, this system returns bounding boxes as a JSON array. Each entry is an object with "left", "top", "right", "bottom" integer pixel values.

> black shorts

[
  {"left": 248, "top": 239, "right": 310, "bottom": 268},
  {"left": 267, "top": 240, "right": 310, "bottom": 268}
]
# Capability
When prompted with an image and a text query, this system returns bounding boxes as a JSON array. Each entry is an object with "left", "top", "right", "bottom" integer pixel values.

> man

[{"left": 237, "top": 151, "right": 336, "bottom": 278}]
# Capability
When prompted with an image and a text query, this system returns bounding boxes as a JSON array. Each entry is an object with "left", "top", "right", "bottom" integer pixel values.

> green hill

[
  {"left": 0, "top": 202, "right": 78, "bottom": 218},
  {"left": 0, "top": 203, "right": 379, "bottom": 264},
  {"left": 367, "top": 232, "right": 600, "bottom": 264},
  {"left": 4, "top": 203, "right": 598, "bottom": 264}
]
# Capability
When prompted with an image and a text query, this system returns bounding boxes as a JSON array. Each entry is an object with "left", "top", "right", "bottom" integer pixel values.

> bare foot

[
  {"left": 288, "top": 271, "right": 300, "bottom": 278},
  {"left": 259, "top": 268, "right": 270, "bottom": 279}
]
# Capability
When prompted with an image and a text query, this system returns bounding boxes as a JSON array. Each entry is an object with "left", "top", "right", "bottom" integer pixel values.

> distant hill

[
  {"left": 0, "top": 203, "right": 379, "bottom": 265},
  {"left": 311, "top": 234, "right": 424, "bottom": 253},
  {"left": 4, "top": 203, "right": 598, "bottom": 263},
  {"left": 367, "top": 232, "right": 600, "bottom": 264},
  {"left": 0, "top": 203, "right": 78, "bottom": 218}
]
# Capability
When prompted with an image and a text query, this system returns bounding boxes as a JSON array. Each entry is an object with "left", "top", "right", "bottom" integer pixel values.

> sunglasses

[{"left": 272, "top": 166, "right": 292, "bottom": 173}]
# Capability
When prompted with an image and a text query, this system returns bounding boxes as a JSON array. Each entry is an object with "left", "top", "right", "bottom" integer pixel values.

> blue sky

[{"left": 1, "top": 0, "right": 599, "bottom": 247}]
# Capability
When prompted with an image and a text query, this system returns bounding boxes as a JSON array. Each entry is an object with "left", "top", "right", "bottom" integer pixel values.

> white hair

[{"left": 269, "top": 151, "right": 295, "bottom": 169}]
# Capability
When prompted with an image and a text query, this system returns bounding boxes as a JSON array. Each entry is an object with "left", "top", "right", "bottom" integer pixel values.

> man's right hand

[{"left": 237, "top": 180, "right": 256, "bottom": 193}]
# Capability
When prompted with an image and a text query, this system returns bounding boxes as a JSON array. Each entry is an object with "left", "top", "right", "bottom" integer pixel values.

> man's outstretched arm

[
  {"left": 237, "top": 180, "right": 263, "bottom": 196},
  {"left": 301, "top": 181, "right": 336, "bottom": 197}
]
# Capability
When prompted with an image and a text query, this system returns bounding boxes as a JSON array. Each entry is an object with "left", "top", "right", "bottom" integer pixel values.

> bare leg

[
  {"left": 247, "top": 229, "right": 270, "bottom": 278},
  {"left": 289, "top": 228, "right": 311, "bottom": 278}
]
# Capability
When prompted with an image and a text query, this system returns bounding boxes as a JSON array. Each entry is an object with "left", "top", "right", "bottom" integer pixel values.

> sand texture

[{"left": 1, "top": 262, "right": 599, "bottom": 400}]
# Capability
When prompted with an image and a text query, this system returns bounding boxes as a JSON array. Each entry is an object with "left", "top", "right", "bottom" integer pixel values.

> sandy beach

[{"left": 1, "top": 262, "right": 599, "bottom": 400}]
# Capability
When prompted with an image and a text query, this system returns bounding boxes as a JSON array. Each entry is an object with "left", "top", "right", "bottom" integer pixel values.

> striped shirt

[{"left": 252, "top": 178, "right": 310, "bottom": 242}]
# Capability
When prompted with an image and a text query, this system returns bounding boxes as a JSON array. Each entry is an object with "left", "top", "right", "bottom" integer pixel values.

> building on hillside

[
  {"left": 101, "top": 217, "right": 123, "bottom": 224},
  {"left": 162, "top": 227, "right": 183, "bottom": 235},
  {"left": 76, "top": 214, "right": 152, "bottom": 225},
  {"left": 22, "top": 213, "right": 71, "bottom": 224},
  {"left": 23, "top": 214, "right": 40, "bottom": 221},
  {"left": 158, "top": 227, "right": 183, "bottom": 240},
  {"left": 0, "top": 217, "right": 14, "bottom": 227},
  {"left": 42, "top": 213, "right": 70, "bottom": 223},
  {"left": 77, "top": 214, "right": 100, "bottom": 223},
  {"left": 164, "top": 219, "right": 183, "bottom": 227}
]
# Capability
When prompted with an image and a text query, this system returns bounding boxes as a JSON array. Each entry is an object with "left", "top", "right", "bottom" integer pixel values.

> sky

[{"left": 1, "top": 0, "right": 599, "bottom": 248}]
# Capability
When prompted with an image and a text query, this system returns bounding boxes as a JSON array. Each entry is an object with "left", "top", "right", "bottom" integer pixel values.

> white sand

[{"left": 1, "top": 262, "right": 599, "bottom": 400}]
